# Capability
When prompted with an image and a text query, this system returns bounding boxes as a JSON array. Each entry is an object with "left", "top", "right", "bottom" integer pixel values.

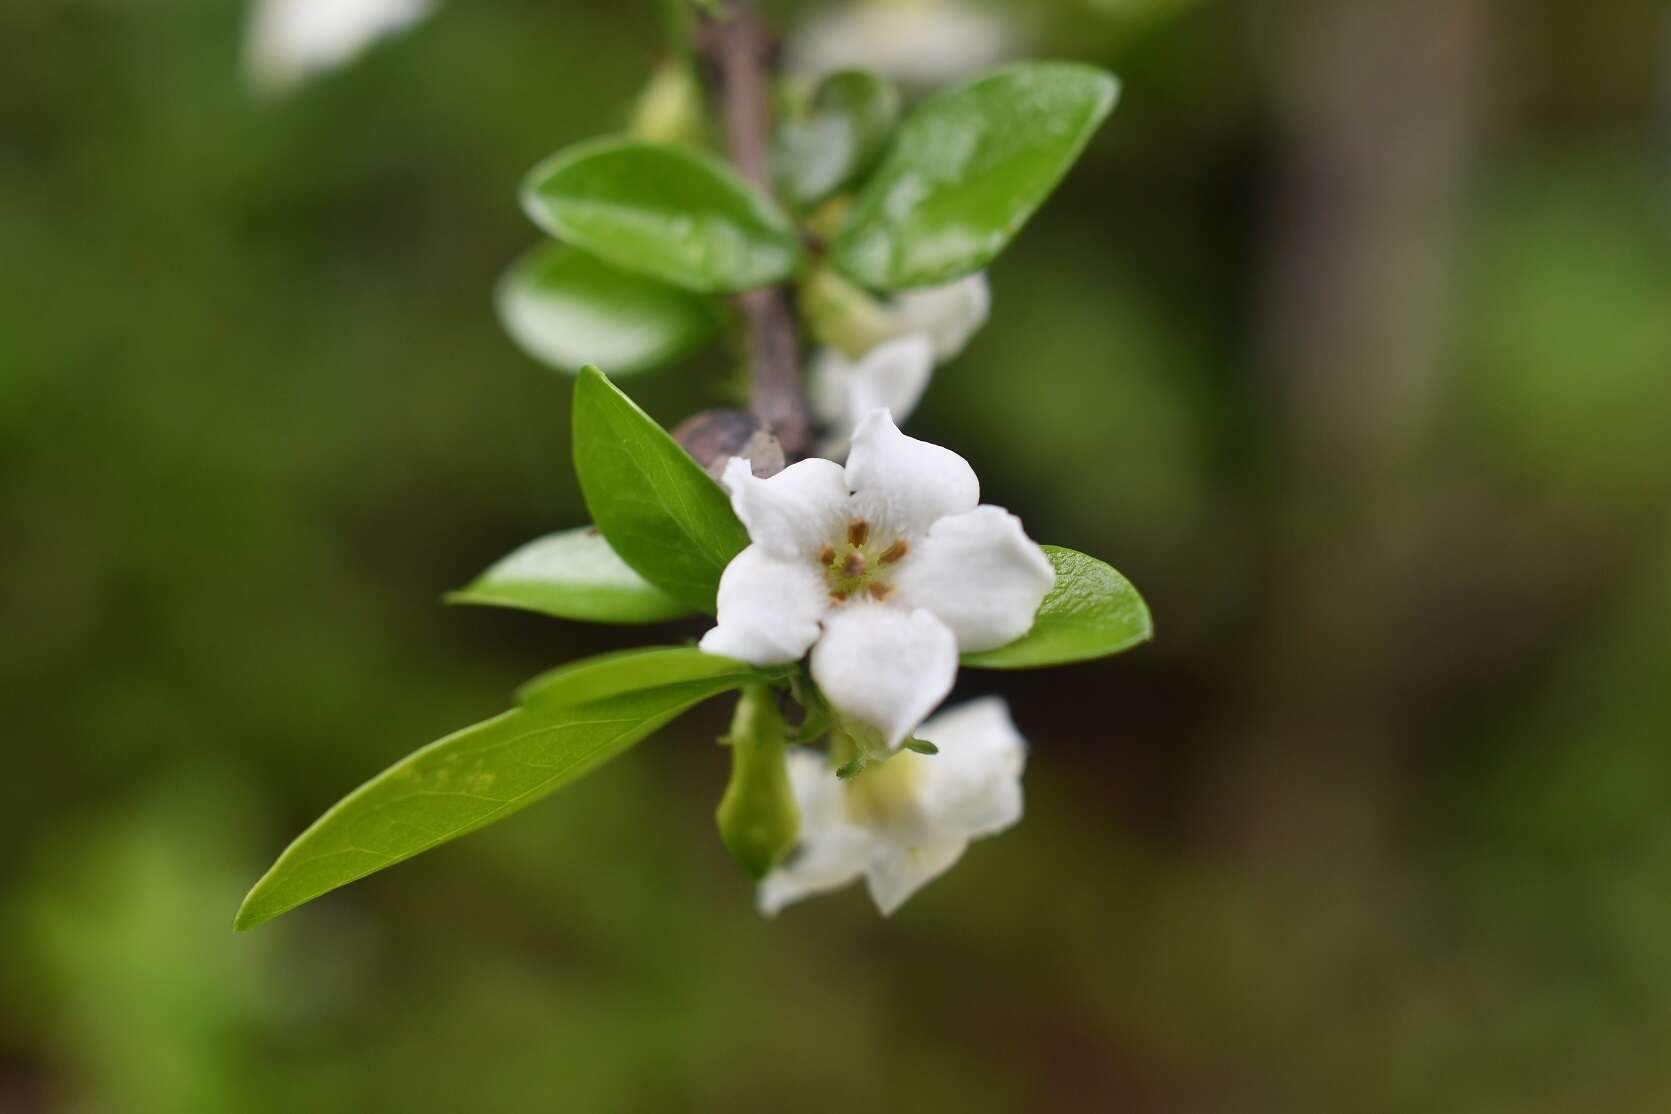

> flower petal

[
  {"left": 246, "top": 0, "right": 434, "bottom": 95},
  {"left": 844, "top": 410, "right": 979, "bottom": 539},
  {"left": 809, "top": 336, "right": 936, "bottom": 459},
  {"left": 846, "top": 335, "right": 935, "bottom": 421},
  {"left": 810, "top": 604, "right": 958, "bottom": 751},
  {"left": 720, "top": 456, "right": 850, "bottom": 561},
  {"left": 757, "top": 749, "right": 873, "bottom": 916},
  {"left": 699, "top": 545, "right": 828, "bottom": 665},
  {"left": 863, "top": 837, "right": 968, "bottom": 915},
  {"left": 914, "top": 697, "right": 1027, "bottom": 839},
  {"left": 891, "top": 505, "right": 1055, "bottom": 652},
  {"left": 891, "top": 273, "right": 990, "bottom": 362},
  {"left": 806, "top": 347, "right": 855, "bottom": 430}
]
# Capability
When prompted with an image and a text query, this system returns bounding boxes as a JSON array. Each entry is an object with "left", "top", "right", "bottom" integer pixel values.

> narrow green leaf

[
  {"left": 235, "top": 659, "right": 754, "bottom": 931},
  {"left": 573, "top": 366, "right": 749, "bottom": 613},
  {"left": 961, "top": 545, "right": 1151, "bottom": 669},
  {"left": 771, "top": 69, "right": 901, "bottom": 209},
  {"left": 832, "top": 62, "right": 1119, "bottom": 290},
  {"left": 446, "top": 526, "right": 693, "bottom": 625},
  {"left": 520, "top": 137, "right": 801, "bottom": 293},
  {"left": 515, "top": 645, "right": 769, "bottom": 707},
  {"left": 496, "top": 243, "right": 722, "bottom": 376}
]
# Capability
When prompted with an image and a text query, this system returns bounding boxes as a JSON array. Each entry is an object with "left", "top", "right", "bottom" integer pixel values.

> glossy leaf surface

[
  {"left": 772, "top": 69, "right": 900, "bottom": 209},
  {"left": 521, "top": 137, "right": 800, "bottom": 293},
  {"left": 496, "top": 243, "right": 721, "bottom": 376},
  {"left": 833, "top": 63, "right": 1118, "bottom": 290},
  {"left": 235, "top": 651, "right": 757, "bottom": 930},
  {"left": 572, "top": 366, "right": 749, "bottom": 613},
  {"left": 447, "top": 526, "right": 693, "bottom": 624},
  {"left": 514, "top": 645, "right": 767, "bottom": 707}
]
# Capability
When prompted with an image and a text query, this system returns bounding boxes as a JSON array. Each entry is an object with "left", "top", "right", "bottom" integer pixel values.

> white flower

[
  {"left": 808, "top": 334, "right": 935, "bottom": 459},
  {"left": 786, "top": 0, "right": 1016, "bottom": 88},
  {"left": 759, "top": 697, "right": 1027, "bottom": 915},
  {"left": 808, "top": 267, "right": 991, "bottom": 365},
  {"left": 244, "top": 0, "right": 435, "bottom": 95},
  {"left": 888, "top": 273, "right": 992, "bottom": 363},
  {"left": 806, "top": 274, "right": 990, "bottom": 456},
  {"left": 699, "top": 410, "right": 1054, "bottom": 751}
]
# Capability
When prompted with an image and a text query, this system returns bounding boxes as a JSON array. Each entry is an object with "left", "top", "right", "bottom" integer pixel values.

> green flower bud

[
  {"left": 716, "top": 685, "right": 800, "bottom": 879},
  {"left": 628, "top": 57, "right": 707, "bottom": 147},
  {"left": 800, "top": 264, "right": 897, "bottom": 360}
]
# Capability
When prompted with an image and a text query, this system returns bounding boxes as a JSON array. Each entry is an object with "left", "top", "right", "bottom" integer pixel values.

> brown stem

[{"left": 695, "top": 1, "right": 811, "bottom": 461}]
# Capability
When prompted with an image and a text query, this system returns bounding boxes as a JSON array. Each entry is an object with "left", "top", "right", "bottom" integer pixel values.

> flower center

[
  {"left": 843, "top": 750, "right": 929, "bottom": 830},
  {"left": 819, "top": 517, "right": 909, "bottom": 605}
]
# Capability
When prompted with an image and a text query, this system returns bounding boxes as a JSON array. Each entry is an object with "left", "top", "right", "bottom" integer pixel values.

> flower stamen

[{"left": 819, "top": 520, "right": 910, "bottom": 606}]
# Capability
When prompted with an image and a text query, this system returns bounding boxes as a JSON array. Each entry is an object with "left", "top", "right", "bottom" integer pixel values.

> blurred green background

[{"left": 5, "top": 0, "right": 1671, "bottom": 1110}]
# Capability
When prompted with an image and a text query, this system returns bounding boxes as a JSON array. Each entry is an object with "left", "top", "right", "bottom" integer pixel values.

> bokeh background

[{"left": 5, "top": 0, "right": 1671, "bottom": 1110}]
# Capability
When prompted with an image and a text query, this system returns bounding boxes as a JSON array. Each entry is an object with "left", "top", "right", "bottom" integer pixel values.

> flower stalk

[{"left": 694, "top": 0, "right": 812, "bottom": 462}]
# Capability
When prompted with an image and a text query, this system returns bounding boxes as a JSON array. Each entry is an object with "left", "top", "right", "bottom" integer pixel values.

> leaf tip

[
  {"left": 1123, "top": 580, "right": 1156, "bottom": 646},
  {"left": 1134, "top": 613, "right": 1156, "bottom": 648},
  {"left": 232, "top": 893, "right": 270, "bottom": 933},
  {"left": 575, "top": 364, "right": 617, "bottom": 405},
  {"left": 440, "top": 587, "right": 489, "bottom": 609},
  {"left": 1093, "top": 70, "right": 1122, "bottom": 121}
]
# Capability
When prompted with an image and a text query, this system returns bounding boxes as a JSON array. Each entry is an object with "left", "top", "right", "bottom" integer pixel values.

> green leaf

[
  {"left": 495, "top": 243, "right": 722, "bottom": 376},
  {"left": 771, "top": 69, "right": 901, "bottom": 209},
  {"left": 515, "top": 645, "right": 769, "bottom": 707},
  {"left": 520, "top": 136, "right": 802, "bottom": 293},
  {"left": 961, "top": 546, "right": 1151, "bottom": 669},
  {"left": 235, "top": 650, "right": 757, "bottom": 930},
  {"left": 572, "top": 366, "right": 749, "bottom": 613},
  {"left": 446, "top": 526, "right": 693, "bottom": 625},
  {"left": 832, "top": 62, "right": 1119, "bottom": 290}
]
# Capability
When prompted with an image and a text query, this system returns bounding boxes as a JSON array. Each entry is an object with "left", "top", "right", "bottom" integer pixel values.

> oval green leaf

[
  {"left": 961, "top": 545, "right": 1151, "bottom": 669},
  {"left": 496, "top": 243, "right": 722, "bottom": 376},
  {"left": 832, "top": 62, "right": 1119, "bottom": 290},
  {"left": 521, "top": 136, "right": 802, "bottom": 293},
  {"left": 573, "top": 366, "right": 750, "bottom": 613},
  {"left": 445, "top": 526, "right": 693, "bottom": 625},
  {"left": 771, "top": 69, "right": 901, "bottom": 209},
  {"left": 235, "top": 650, "right": 759, "bottom": 930}
]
